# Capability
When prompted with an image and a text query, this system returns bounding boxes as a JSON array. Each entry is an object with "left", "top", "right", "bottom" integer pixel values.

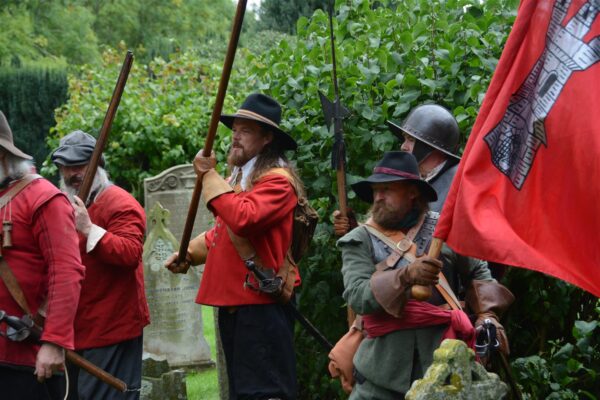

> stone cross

[{"left": 406, "top": 339, "right": 508, "bottom": 399}]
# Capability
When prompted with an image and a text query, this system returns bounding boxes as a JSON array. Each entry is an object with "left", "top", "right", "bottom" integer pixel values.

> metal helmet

[{"left": 387, "top": 104, "right": 461, "bottom": 162}]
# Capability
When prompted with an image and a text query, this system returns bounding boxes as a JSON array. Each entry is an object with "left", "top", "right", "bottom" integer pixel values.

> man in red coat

[
  {"left": 51, "top": 130, "right": 150, "bottom": 399},
  {"left": 166, "top": 93, "right": 303, "bottom": 400},
  {"left": 0, "top": 111, "right": 85, "bottom": 400}
]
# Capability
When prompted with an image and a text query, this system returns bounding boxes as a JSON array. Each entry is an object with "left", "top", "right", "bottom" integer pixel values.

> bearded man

[
  {"left": 51, "top": 130, "right": 149, "bottom": 399},
  {"left": 337, "top": 151, "right": 513, "bottom": 399},
  {"left": 166, "top": 93, "right": 303, "bottom": 400},
  {"left": 0, "top": 112, "right": 84, "bottom": 400}
]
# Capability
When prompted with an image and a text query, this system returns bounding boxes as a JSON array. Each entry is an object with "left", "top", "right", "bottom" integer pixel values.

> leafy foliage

[
  {"left": 258, "top": 0, "right": 331, "bottom": 34},
  {"left": 43, "top": 47, "right": 254, "bottom": 198},
  {"left": 0, "top": 0, "right": 239, "bottom": 66},
  {"left": 512, "top": 301, "right": 600, "bottom": 399}
]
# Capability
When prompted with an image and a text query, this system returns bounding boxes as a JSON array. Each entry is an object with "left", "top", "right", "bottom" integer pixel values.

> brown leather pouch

[{"left": 328, "top": 316, "right": 364, "bottom": 394}]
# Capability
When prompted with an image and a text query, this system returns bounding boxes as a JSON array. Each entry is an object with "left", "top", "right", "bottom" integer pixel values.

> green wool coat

[{"left": 338, "top": 226, "right": 493, "bottom": 399}]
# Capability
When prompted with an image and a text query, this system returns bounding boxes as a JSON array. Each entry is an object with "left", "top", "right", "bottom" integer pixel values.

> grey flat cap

[{"left": 51, "top": 130, "right": 104, "bottom": 166}]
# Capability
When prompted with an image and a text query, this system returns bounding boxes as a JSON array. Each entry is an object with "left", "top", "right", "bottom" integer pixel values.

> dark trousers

[
  {"left": 66, "top": 335, "right": 143, "bottom": 400},
  {"left": 0, "top": 365, "right": 65, "bottom": 400},
  {"left": 218, "top": 303, "right": 297, "bottom": 400}
]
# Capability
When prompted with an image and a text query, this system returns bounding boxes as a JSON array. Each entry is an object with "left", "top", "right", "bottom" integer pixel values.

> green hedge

[{"left": 0, "top": 66, "right": 68, "bottom": 169}]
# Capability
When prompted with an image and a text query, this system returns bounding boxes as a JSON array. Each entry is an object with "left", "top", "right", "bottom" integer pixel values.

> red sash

[{"left": 362, "top": 300, "right": 475, "bottom": 349}]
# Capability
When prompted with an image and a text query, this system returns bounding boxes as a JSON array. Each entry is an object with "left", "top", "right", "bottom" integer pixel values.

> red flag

[{"left": 435, "top": 0, "right": 600, "bottom": 297}]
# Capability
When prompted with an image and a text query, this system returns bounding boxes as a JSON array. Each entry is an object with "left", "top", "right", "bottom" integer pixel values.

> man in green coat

[{"left": 338, "top": 151, "right": 513, "bottom": 399}]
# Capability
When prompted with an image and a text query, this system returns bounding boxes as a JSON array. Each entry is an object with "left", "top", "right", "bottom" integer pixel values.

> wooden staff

[
  {"left": 78, "top": 51, "right": 133, "bottom": 202},
  {"left": 411, "top": 237, "right": 443, "bottom": 300},
  {"left": 176, "top": 0, "right": 247, "bottom": 265}
]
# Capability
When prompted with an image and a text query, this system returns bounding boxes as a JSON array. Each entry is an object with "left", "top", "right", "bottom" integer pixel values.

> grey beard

[
  {"left": 60, "top": 167, "right": 110, "bottom": 203},
  {"left": 0, "top": 158, "right": 34, "bottom": 185}
]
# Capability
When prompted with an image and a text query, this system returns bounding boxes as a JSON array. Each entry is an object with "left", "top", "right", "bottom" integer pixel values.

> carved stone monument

[
  {"left": 143, "top": 164, "right": 213, "bottom": 368},
  {"left": 406, "top": 339, "right": 508, "bottom": 400}
]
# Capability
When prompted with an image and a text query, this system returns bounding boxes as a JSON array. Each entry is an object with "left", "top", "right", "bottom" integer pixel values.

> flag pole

[{"left": 411, "top": 238, "right": 443, "bottom": 300}]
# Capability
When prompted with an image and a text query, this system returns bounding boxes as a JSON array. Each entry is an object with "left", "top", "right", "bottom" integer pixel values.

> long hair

[
  {"left": 247, "top": 129, "right": 305, "bottom": 197},
  {"left": 0, "top": 151, "right": 34, "bottom": 183}
]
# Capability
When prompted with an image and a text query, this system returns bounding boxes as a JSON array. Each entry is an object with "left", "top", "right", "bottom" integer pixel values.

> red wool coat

[
  {"left": 197, "top": 174, "right": 298, "bottom": 306},
  {"left": 73, "top": 185, "right": 150, "bottom": 350},
  {"left": 0, "top": 178, "right": 84, "bottom": 369}
]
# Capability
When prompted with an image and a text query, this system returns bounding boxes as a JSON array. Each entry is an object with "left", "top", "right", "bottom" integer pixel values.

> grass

[{"left": 186, "top": 306, "right": 220, "bottom": 400}]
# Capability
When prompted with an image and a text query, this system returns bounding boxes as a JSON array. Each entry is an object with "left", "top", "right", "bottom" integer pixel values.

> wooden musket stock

[
  {"left": 176, "top": 0, "right": 247, "bottom": 265},
  {"left": 78, "top": 51, "right": 133, "bottom": 202}
]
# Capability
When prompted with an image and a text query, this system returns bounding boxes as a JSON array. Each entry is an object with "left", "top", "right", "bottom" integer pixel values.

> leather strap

[
  {"left": 0, "top": 258, "right": 32, "bottom": 315},
  {"left": 364, "top": 222, "right": 462, "bottom": 311},
  {"left": 0, "top": 174, "right": 41, "bottom": 208},
  {"left": 0, "top": 174, "right": 42, "bottom": 316},
  {"left": 437, "top": 273, "right": 462, "bottom": 311}
]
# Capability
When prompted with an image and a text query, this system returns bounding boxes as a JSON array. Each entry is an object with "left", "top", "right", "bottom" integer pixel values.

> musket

[
  {"left": 176, "top": 0, "right": 247, "bottom": 266},
  {"left": 78, "top": 51, "right": 133, "bottom": 203},
  {"left": 319, "top": 1, "right": 350, "bottom": 219},
  {"left": 0, "top": 310, "right": 127, "bottom": 392}
]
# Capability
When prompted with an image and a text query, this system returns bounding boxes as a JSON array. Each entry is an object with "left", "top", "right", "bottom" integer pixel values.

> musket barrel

[{"left": 78, "top": 51, "right": 134, "bottom": 203}]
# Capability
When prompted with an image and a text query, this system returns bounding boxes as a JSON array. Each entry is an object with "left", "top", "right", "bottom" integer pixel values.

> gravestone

[
  {"left": 406, "top": 339, "right": 508, "bottom": 400},
  {"left": 143, "top": 164, "right": 213, "bottom": 368}
]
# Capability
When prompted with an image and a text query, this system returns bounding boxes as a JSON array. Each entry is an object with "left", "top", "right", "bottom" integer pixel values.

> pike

[
  {"left": 78, "top": 50, "right": 133, "bottom": 203},
  {"left": 177, "top": 0, "right": 247, "bottom": 265},
  {"left": 319, "top": 1, "right": 355, "bottom": 327},
  {"left": 319, "top": 1, "right": 350, "bottom": 219}
]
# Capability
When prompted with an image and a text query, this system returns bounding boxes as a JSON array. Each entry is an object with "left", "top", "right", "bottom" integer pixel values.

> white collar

[
  {"left": 424, "top": 160, "right": 447, "bottom": 182},
  {"left": 231, "top": 156, "right": 286, "bottom": 191},
  {"left": 231, "top": 156, "right": 257, "bottom": 191}
]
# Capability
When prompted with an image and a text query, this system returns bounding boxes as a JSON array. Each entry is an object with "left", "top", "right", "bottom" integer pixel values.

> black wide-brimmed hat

[
  {"left": 0, "top": 111, "right": 33, "bottom": 160},
  {"left": 220, "top": 93, "right": 297, "bottom": 151},
  {"left": 51, "top": 130, "right": 104, "bottom": 167},
  {"left": 351, "top": 151, "right": 437, "bottom": 203}
]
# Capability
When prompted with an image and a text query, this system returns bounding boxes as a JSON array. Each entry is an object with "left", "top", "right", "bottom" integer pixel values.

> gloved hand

[
  {"left": 403, "top": 256, "right": 443, "bottom": 286},
  {"left": 193, "top": 149, "right": 217, "bottom": 178},
  {"left": 332, "top": 209, "right": 358, "bottom": 237}
]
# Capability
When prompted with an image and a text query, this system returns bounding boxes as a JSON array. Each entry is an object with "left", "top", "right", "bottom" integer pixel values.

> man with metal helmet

[
  {"left": 386, "top": 104, "right": 461, "bottom": 213},
  {"left": 333, "top": 104, "right": 461, "bottom": 237}
]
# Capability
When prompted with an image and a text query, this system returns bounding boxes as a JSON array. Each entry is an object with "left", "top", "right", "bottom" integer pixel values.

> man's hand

[
  {"left": 35, "top": 343, "right": 65, "bottom": 383},
  {"left": 405, "top": 256, "right": 442, "bottom": 286},
  {"left": 332, "top": 209, "right": 358, "bottom": 237},
  {"left": 164, "top": 251, "right": 192, "bottom": 274},
  {"left": 193, "top": 149, "right": 217, "bottom": 178},
  {"left": 72, "top": 196, "right": 92, "bottom": 236},
  {"left": 332, "top": 210, "right": 350, "bottom": 236}
]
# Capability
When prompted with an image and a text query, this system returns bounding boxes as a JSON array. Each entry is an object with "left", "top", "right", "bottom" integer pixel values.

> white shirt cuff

[{"left": 86, "top": 224, "right": 107, "bottom": 253}]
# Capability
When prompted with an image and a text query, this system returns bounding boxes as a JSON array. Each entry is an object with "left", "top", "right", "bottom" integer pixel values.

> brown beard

[
  {"left": 227, "top": 145, "right": 251, "bottom": 167},
  {"left": 371, "top": 201, "right": 410, "bottom": 231}
]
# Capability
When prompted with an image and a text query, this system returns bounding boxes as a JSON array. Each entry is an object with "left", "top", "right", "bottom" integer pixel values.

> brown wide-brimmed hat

[
  {"left": 0, "top": 111, "right": 33, "bottom": 160},
  {"left": 220, "top": 93, "right": 297, "bottom": 151},
  {"left": 351, "top": 151, "right": 437, "bottom": 203}
]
